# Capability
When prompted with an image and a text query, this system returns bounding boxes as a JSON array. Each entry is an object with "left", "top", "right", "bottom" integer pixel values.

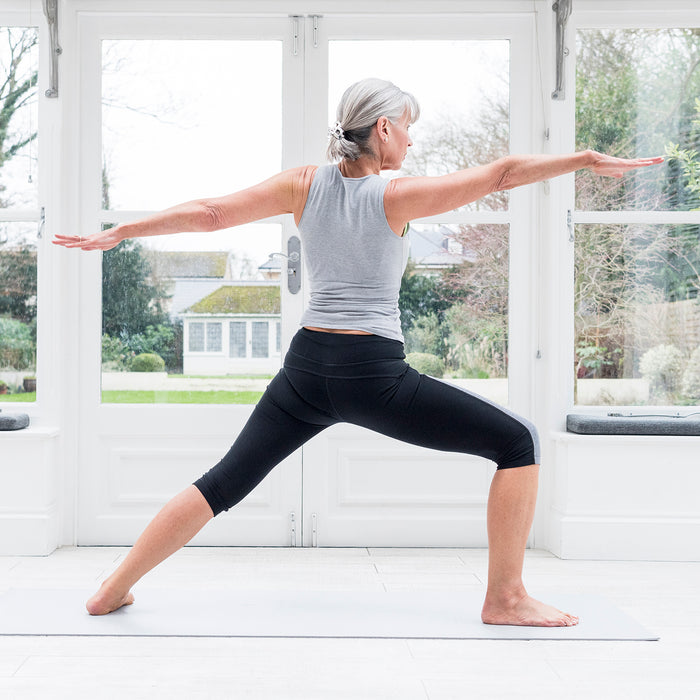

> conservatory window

[{"left": 574, "top": 27, "right": 700, "bottom": 407}]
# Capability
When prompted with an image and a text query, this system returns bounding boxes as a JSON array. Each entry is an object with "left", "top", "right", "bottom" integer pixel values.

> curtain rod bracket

[
  {"left": 551, "top": 0, "right": 572, "bottom": 100},
  {"left": 42, "top": 0, "right": 61, "bottom": 98}
]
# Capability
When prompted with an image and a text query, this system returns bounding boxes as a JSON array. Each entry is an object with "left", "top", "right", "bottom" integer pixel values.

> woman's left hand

[
  {"left": 588, "top": 151, "right": 664, "bottom": 178},
  {"left": 53, "top": 227, "right": 125, "bottom": 251}
]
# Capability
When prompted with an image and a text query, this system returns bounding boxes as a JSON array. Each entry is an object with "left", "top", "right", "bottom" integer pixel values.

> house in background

[
  {"left": 144, "top": 250, "right": 228, "bottom": 323},
  {"left": 181, "top": 281, "right": 281, "bottom": 375},
  {"left": 145, "top": 230, "right": 468, "bottom": 376},
  {"left": 406, "top": 225, "right": 474, "bottom": 274}
]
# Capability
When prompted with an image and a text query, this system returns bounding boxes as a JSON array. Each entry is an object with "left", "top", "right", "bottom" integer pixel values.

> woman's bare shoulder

[{"left": 289, "top": 165, "right": 320, "bottom": 224}]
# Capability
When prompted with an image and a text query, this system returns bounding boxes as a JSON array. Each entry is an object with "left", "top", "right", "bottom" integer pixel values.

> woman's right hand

[
  {"left": 587, "top": 150, "right": 664, "bottom": 179},
  {"left": 52, "top": 226, "right": 125, "bottom": 251}
]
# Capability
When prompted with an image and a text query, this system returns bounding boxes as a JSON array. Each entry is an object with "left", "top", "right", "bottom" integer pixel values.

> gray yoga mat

[{"left": 0, "top": 588, "right": 658, "bottom": 640}]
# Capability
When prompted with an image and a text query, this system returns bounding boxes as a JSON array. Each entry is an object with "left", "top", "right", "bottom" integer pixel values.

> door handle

[
  {"left": 267, "top": 235, "right": 301, "bottom": 294},
  {"left": 287, "top": 235, "right": 301, "bottom": 294}
]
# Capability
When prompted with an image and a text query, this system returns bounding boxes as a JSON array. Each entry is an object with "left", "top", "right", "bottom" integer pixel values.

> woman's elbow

[
  {"left": 492, "top": 155, "right": 515, "bottom": 192},
  {"left": 197, "top": 200, "right": 226, "bottom": 232}
]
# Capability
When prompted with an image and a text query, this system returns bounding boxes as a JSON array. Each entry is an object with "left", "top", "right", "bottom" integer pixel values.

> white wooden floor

[{"left": 1, "top": 546, "right": 699, "bottom": 699}]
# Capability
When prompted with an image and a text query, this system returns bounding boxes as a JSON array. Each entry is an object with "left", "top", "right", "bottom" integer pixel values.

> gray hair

[{"left": 326, "top": 78, "right": 420, "bottom": 162}]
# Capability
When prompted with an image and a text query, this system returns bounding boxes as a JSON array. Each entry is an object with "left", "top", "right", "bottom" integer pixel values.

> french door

[{"left": 76, "top": 11, "right": 537, "bottom": 546}]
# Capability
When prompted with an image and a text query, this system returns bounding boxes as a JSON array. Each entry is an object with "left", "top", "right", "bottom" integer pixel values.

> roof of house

[
  {"left": 145, "top": 251, "right": 229, "bottom": 278},
  {"left": 169, "top": 279, "right": 226, "bottom": 316},
  {"left": 186, "top": 284, "right": 281, "bottom": 315},
  {"left": 407, "top": 225, "right": 475, "bottom": 267}
]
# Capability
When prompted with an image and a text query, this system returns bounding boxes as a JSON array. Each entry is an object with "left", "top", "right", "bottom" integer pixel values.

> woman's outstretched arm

[
  {"left": 53, "top": 166, "right": 316, "bottom": 251},
  {"left": 383, "top": 150, "right": 664, "bottom": 232}
]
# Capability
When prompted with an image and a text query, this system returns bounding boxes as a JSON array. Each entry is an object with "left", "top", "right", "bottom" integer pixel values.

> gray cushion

[
  {"left": 0, "top": 411, "right": 30, "bottom": 431},
  {"left": 567, "top": 413, "right": 700, "bottom": 436}
]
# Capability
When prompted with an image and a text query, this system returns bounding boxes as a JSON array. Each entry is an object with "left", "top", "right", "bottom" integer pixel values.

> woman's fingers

[
  {"left": 52, "top": 235, "right": 89, "bottom": 248},
  {"left": 590, "top": 154, "right": 664, "bottom": 177},
  {"left": 52, "top": 233, "right": 120, "bottom": 250}
]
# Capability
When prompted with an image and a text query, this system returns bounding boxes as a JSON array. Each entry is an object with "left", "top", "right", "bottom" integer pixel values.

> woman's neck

[{"left": 338, "top": 157, "right": 381, "bottom": 178}]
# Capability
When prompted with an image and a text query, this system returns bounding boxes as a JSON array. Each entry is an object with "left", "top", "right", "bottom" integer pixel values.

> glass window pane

[
  {"left": 252, "top": 321, "right": 269, "bottom": 358},
  {"left": 206, "top": 322, "right": 222, "bottom": 352},
  {"left": 329, "top": 40, "right": 510, "bottom": 213},
  {"left": 102, "top": 40, "right": 282, "bottom": 209},
  {"left": 100, "top": 39, "right": 282, "bottom": 404},
  {"left": 229, "top": 322, "right": 246, "bottom": 358},
  {"left": 400, "top": 224, "right": 509, "bottom": 406},
  {"left": 0, "top": 222, "right": 37, "bottom": 403},
  {"left": 276, "top": 321, "right": 281, "bottom": 354},
  {"left": 188, "top": 323, "right": 204, "bottom": 352},
  {"left": 330, "top": 40, "right": 510, "bottom": 408},
  {"left": 576, "top": 28, "right": 700, "bottom": 211},
  {"left": 0, "top": 27, "right": 39, "bottom": 209},
  {"left": 574, "top": 223, "right": 700, "bottom": 406}
]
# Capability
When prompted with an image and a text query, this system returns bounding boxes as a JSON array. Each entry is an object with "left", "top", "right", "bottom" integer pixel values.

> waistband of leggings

[{"left": 284, "top": 327, "right": 407, "bottom": 378}]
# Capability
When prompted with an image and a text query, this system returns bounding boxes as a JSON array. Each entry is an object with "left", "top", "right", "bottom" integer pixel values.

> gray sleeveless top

[{"left": 298, "top": 164, "right": 409, "bottom": 342}]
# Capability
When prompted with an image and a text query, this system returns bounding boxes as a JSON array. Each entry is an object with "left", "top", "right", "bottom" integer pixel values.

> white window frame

[
  {"left": 309, "top": 11, "right": 538, "bottom": 421},
  {"left": 565, "top": 1, "right": 700, "bottom": 415},
  {"left": 0, "top": 1, "right": 54, "bottom": 421}
]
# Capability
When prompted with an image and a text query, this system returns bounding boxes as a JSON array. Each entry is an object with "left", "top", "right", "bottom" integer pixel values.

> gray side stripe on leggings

[{"left": 429, "top": 375, "right": 541, "bottom": 465}]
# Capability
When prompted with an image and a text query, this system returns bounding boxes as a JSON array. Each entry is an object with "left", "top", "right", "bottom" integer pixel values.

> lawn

[
  {"left": 1, "top": 391, "right": 264, "bottom": 404},
  {"left": 101, "top": 390, "right": 263, "bottom": 404},
  {"left": 0, "top": 393, "right": 35, "bottom": 402}
]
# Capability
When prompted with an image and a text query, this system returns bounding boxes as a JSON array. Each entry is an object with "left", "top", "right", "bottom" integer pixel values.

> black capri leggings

[{"left": 194, "top": 328, "right": 540, "bottom": 517}]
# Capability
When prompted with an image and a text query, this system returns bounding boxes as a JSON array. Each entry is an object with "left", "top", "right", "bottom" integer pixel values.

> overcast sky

[{"left": 101, "top": 38, "right": 508, "bottom": 265}]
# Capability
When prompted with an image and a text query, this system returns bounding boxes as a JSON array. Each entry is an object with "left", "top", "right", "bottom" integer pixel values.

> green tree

[
  {"left": 574, "top": 29, "right": 700, "bottom": 382},
  {"left": 102, "top": 237, "right": 170, "bottom": 337},
  {"left": 0, "top": 245, "right": 36, "bottom": 322},
  {"left": 0, "top": 316, "right": 34, "bottom": 370},
  {"left": 399, "top": 95, "right": 509, "bottom": 373},
  {"left": 398, "top": 260, "right": 451, "bottom": 336}
]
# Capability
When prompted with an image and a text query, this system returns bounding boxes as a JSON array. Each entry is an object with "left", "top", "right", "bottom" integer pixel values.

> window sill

[{"left": 0, "top": 425, "right": 59, "bottom": 440}]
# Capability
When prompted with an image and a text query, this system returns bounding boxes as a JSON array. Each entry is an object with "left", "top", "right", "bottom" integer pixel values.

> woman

[{"left": 54, "top": 78, "right": 662, "bottom": 625}]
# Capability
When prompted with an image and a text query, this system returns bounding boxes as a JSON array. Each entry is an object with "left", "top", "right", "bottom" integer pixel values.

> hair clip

[{"left": 328, "top": 122, "right": 344, "bottom": 140}]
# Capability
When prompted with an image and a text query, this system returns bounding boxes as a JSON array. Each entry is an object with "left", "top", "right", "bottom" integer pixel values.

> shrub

[
  {"left": 102, "top": 333, "right": 126, "bottom": 363},
  {"left": 639, "top": 344, "right": 684, "bottom": 399},
  {"left": 404, "top": 313, "right": 445, "bottom": 359},
  {"left": 130, "top": 352, "right": 165, "bottom": 372},
  {"left": 119, "top": 324, "right": 178, "bottom": 371},
  {"left": 681, "top": 346, "right": 700, "bottom": 401},
  {"left": 405, "top": 352, "right": 445, "bottom": 378},
  {"left": 0, "top": 317, "right": 35, "bottom": 370}
]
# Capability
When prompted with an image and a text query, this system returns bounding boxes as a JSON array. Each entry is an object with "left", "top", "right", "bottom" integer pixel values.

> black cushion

[{"left": 567, "top": 413, "right": 700, "bottom": 436}]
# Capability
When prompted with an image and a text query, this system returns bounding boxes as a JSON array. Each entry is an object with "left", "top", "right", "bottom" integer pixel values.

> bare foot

[
  {"left": 86, "top": 580, "right": 135, "bottom": 616},
  {"left": 482, "top": 593, "right": 579, "bottom": 627}
]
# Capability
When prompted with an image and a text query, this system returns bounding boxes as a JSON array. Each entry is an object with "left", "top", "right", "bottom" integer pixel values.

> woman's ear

[{"left": 376, "top": 116, "right": 390, "bottom": 143}]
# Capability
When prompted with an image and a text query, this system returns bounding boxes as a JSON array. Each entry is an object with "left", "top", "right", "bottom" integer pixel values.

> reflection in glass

[
  {"left": 207, "top": 323, "right": 222, "bottom": 353},
  {"left": 230, "top": 322, "right": 246, "bottom": 358},
  {"left": 574, "top": 223, "right": 700, "bottom": 406},
  {"left": 576, "top": 28, "right": 700, "bottom": 211},
  {"left": 252, "top": 321, "right": 269, "bottom": 359},
  {"left": 189, "top": 323, "right": 204, "bottom": 352},
  {"left": 0, "top": 222, "right": 37, "bottom": 403}
]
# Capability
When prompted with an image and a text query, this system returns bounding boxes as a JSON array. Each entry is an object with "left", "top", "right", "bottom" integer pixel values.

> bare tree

[{"left": 0, "top": 28, "right": 38, "bottom": 208}]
